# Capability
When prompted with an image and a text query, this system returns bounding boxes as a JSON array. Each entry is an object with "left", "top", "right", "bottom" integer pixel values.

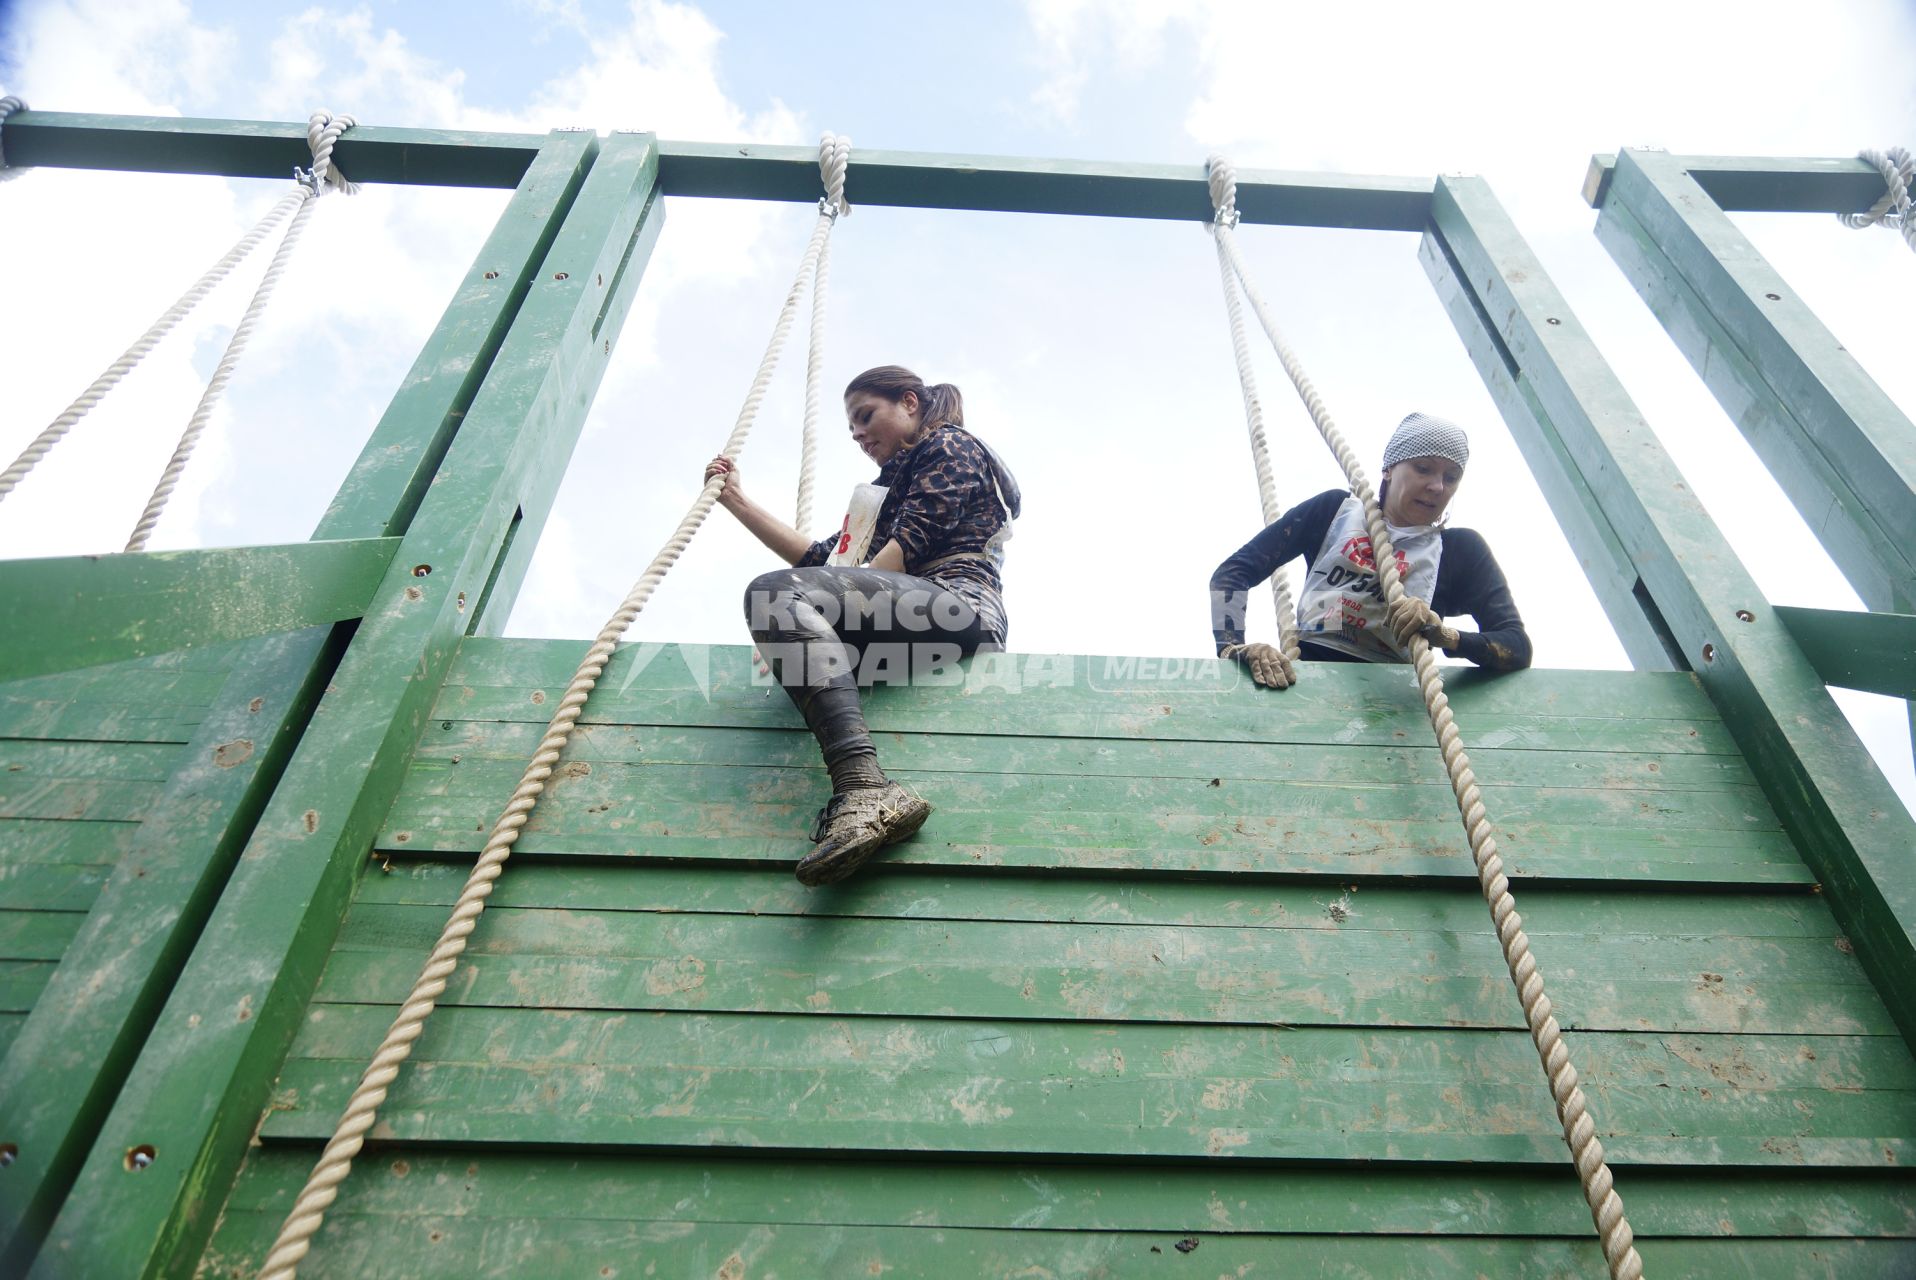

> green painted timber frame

[{"left": 0, "top": 111, "right": 1912, "bottom": 1276}]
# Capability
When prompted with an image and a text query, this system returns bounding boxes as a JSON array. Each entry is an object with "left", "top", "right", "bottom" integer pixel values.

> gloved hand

[
  {"left": 1385, "top": 595, "right": 1460, "bottom": 651},
  {"left": 1221, "top": 642, "right": 1295, "bottom": 690}
]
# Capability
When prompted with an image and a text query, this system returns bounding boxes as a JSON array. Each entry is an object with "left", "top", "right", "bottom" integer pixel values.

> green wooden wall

[{"left": 180, "top": 643, "right": 1916, "bottom": 1277}]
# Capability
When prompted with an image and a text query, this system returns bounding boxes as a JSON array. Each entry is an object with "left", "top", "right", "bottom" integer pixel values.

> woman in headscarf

[{"left": 1208, "top": 412, "right": 1531, "bottom": 689}]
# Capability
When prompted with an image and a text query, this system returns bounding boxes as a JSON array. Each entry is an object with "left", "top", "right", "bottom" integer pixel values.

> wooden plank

[
  {"left": 0, "top": 863, "right": 109, "bottom": 914},
  {"left": 195, "top": 1212, "right": 1916, "bottom": 1280},
  {"left": 0, "top": 539, "right": 399, "bottom": 684},
  {"left": 0, "top": 914, "right": 85, "bottom": 963},
  {"left": 263, "top": 1006, "right": 1916, "bottom": 1167},
  {"left": 0, "top": 819, "right": 135, "bottom": 868},
  {"left": 0, "top": 740, "right": 183, "bottom": 782},
  {"left": 214, "top": 1147, "right": 1916, "bottom": 1238},
  {"left": 442, "top": 640, "right": 1733, "bottom": 737},
  {"left": 357, "top": 862, "right": 1836, "bottom": 935},
  {"left": 412, "top": 720, "right": 1763, "bottom": 793},
  {"left": 1432, "top": 175, "right": 1916, "bottom": 1044},
  {"left": 0, "top": 778, "right": 165, "bottom": 823},
  {"left": 0, "top": 1013, "right": 25, "bottom": 1062},
  {"left": 31, "top": 133, "right": 663, "bottom": 1280},
  {"left": 0, "top": 961, "right": 56, "bottom": 1013},
  {"left": 315, "top": 894, "right": 1889, "bottom": 1035}
]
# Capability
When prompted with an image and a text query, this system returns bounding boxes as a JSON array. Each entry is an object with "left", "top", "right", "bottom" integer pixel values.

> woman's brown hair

[{"left": 845, "top": 365, "right": 963, "bottom": 437}]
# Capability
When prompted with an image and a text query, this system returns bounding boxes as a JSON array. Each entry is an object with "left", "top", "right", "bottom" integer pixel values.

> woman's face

[
  {"left": 1382, "top": 455, "right": 1464, "bottom": 525},
  {"left": 845, "top": 390, "right": 923, "bottom": 466}
]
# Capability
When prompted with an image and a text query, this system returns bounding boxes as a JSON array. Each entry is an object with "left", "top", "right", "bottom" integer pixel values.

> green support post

[
  {"left": 28, "top": 128, "right": 662, "bottom": 1280},
  {"left": 1589, "top": 149, "right": 1916, "bottom": 618},
  {"left": 1430, "top": 174, "right": 1916, "bottom": 1045},
  {"left": 0, "top": 130, "right": 600, "bottom": 1270},
  {"left": 1775, "top": 607, "right": 1916, "bottom": 700},
  {"left": 1418, "top": 232, "right": 1683, "bottom": 670},
  {"left": 0, "top": 539, "right": 398, "bottom": 682}
]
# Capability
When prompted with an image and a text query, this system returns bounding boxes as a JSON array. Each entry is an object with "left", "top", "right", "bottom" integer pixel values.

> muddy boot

[{"left": 795, "top": 781, "right": 933, "bottom": 886}]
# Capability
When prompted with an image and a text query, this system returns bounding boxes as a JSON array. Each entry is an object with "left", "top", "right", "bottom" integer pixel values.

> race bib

[{"left": 1294, "top": 495, "right": 1442, "bottom": 662}]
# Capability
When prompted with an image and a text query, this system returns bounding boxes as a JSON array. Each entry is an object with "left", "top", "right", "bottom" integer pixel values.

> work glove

[
  {"left": 1385, "top": 595, "right": 1460, "bottom": 651},
  {"left": 1221, "top": 642, "right": 1295, "bottom": 690}
]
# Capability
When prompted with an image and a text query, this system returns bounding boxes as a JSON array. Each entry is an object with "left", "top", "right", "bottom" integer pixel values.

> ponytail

[{"left": 845, "top": 365, "right": 963, "bottom": 435}]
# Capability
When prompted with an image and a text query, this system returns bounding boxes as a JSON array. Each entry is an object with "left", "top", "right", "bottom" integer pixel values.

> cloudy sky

[{"left": 1, "top": 0, "right": 1912, "bottom": 808}]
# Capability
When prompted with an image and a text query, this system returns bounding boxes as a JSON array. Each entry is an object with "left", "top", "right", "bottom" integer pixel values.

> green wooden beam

[
  {"left": 657, "top": 140, "right": 1433, "bottom": 230},
  {"left": 1775, "top": 607, "right": 1916, "bottom": 700},
  {"left": 0, "top": 131, "right": 604, "bottom": 1272},
  {"left": 1417, "top": 229, "right": 1682, "bottom": 669},
  {"left": 0, "top": 539, "right": 397, "bottom": 683},
  {"left": 5, "top": 111, "right": 1435, "bottom": 230},
  {"left": 1429, "top": 175, "right": 1916, "bottom": 1046},
  {"left": 2, "top": 111, "right": 543, "bottom": 187},
  {"left": 1583, "top": 153, "right": 1894, "bottom": 213},
  {"left": 1591, "top": 149, "right": 1916, "bottom": 618},
  {"left": 30, "top": 131, "right": 664, "bottom": 1280}
]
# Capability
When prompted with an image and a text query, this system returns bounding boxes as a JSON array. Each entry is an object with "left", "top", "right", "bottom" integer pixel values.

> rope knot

[
  {"left": 305, "top": 110, "right": 361, "bottom": 197},
  {"left": 1206, "top": 153, "right": 1239, "bottom": 228},
  {"left": 818, "top": 132, "right": 851, "bottom": 219},
  {"left": 0, "top": 95, "right": 28, "bottom": 182},
  {"left": 1840, "top": 146, "right": 1914, "bottom": 252}
]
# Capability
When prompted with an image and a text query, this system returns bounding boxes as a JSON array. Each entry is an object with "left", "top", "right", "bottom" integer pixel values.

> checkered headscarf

[{"left": 1381, "top": 412, "right": 1470, "bottom": 473}]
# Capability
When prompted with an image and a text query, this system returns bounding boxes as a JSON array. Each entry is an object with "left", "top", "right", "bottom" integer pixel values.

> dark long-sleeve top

[
  {"left": 798, "top": 424, "right": 1016, "bottom": 644},
  {"left": 1209, "top": 488, "right": 1532, "bottom": 671}
]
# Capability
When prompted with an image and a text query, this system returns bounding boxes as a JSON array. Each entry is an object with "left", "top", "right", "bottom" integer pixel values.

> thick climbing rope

[
  {"left": 795, "top": 133, "right": 850, "bottom": 532},
  {"left": 1839, "top": 146, "right": 1915, "bottom": 253},
  {"left": 0, "top": 111, "right": 359, "bottom": 515},
  {"left": 253, "top": 133, "right": 854, "bottom": 1280},
  {"left": 1208, "top": 155, "right": 1644, "bottom": 1280},
  {"left": 124, "top": 113, "right": 359, "bottom": 551},
  {"left": 0, "top": 95, "right": 27, "bottom": 182},
  {"left": 1207, "top": 157, "right": 1298, "bottom": 655}
]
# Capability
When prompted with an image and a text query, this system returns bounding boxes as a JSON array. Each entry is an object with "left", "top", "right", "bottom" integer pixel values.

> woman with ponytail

[{"left": 706, "top": 364, "right": 1020, "bottom": 885}]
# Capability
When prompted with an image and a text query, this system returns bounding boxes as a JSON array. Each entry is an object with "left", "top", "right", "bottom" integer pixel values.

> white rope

[
  {"left": 796, "top": 133, "right": 851, "bottom": 532},
  {"left": 255, "top": 135, "right": 851, "bottom": 1280},
  {"left": 0, "top": 190, "right": 305, "bottom": 507},
  {"left": 121, "top": 113, "right": 358, "bottom": 552},
  {"left": 1839, "top": 146, "right": 1915, "bottom": 253},
  {"left": 1207, "top": 155, "right": 1297, "bottom": 656},
  {"left": 124, "top": 198, "right": 316, "bottom": 550},
  {"left": 1209, "top": 155, "right": 1644, "bottom": 1280},
  {"left": 0, "top": 95, "right": 27, "bottom": 182},
  {"left": 0, "top": 111, "right": 362, "bottom": 516}
]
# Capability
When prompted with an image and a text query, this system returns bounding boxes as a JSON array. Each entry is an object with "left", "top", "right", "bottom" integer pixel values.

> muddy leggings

[{"left": 745, "top": 565, "right": 999, "bottom": 768}]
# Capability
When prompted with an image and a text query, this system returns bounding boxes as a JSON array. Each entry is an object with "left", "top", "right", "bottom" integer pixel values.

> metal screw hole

[
  {"left": 124, "top": 1144, "right": 156, "bottom": 1171},
  {"left": 554, "top": 271, "right": 569, "bottom": 281},
  {"left": 1701, "top": 643, "right": 1717, "bottom": 663},
  {"left": 412, "top": 564, "right": 432, "bottom": 577},
  {"left": 1735, "top": 609, "right": 1755, "bottom": 623},
  {"left": 1545, "top": 317, "right": 1562, "bottom": 325},
  {"left": 0, "top": 1143, "right": 17, "bottom": 1167},
  {"left": 483, "top": 270, "right": 499, "bottom": 280},
  {"left": 1764, "top": 292, "right": 1781, "bottom": 300}
]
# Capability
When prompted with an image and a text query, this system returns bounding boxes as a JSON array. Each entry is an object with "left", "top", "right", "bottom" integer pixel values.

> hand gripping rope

[
  {"left": 1205, "top": 154, "right": 1644, "bottom": 1280},
  {"left": 0, "top": 111, "right": 360, "bottom": 532},
  {"left": 253, "top": 133, "right": 853, "bottom": 1280},
  {"left": 1839, "top": 146, "right": 1915, "bottom": 253}
]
